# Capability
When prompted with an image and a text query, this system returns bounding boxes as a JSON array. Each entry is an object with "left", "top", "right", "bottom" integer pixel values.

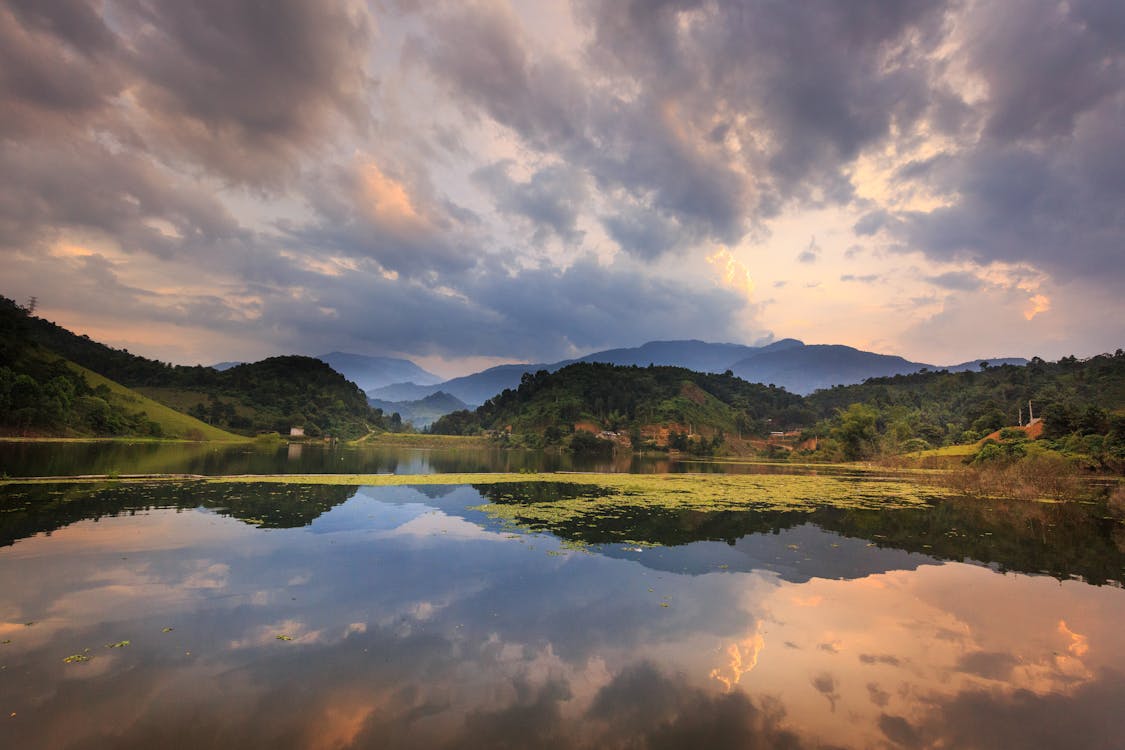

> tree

[{"left": 834, "top": 403, "right": 879, "bottom": 460}]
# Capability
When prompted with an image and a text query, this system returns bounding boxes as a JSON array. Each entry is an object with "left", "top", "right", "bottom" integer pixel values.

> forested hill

[
  {"left": 804, "top": 354, "right": 1125, "bottom": 446},
  {"left": 432, "top": 362, "right": 811, "bottom": 444},
  {"left": 431, "top": 353, "right": 1125, "bottom": 464},
  {"left": 0, "top": 296, "right": 389, "bottom": 439}
]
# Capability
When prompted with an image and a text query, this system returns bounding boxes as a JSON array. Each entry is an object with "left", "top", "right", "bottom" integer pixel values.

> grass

[
  {"left": 70, "top": 363, "right": 245, "bottom": 441},
  {"left": 908, "top": 444, "right": 978, "bottom": 458}
]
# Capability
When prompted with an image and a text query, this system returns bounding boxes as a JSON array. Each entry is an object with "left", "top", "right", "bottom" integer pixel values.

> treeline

[
  {"left": 0, "top": 359, "right": 165, "bottom": 437},
  {"left": 431, "top": 353, "right": 1125, "bottom": 470},
  {"left": 0, "top": 296, "right": 392, "bottom": 439},
  {"left": 803, "top": 354, "right": 1125, "bottom": 468}
]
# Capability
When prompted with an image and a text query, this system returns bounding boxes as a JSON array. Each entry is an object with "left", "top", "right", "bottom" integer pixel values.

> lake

[
  {"left": 2, "top": 479, "right": 1124, "bottom": 748},
  {"left": 0, "top": 440, "right": 869, "bottom": 479}
]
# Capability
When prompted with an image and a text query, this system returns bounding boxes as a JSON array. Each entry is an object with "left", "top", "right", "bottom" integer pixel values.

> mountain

[
  {"left": 572, "top": 339, "right": 786, "bottom": 371},
  {"left": 316, "top": 352, "right": 441, "bottom": 392},
  {"left": 729, "top": 344, "right": 929, "bottom": 395},
  {"left": 211, "top": 361, "right": 244, "bottom": 371},
  {"left": 367, "top": 340, "right": 801, "bottom": 407},
  {"left": 729, "top": 344, "right": 1029, "bottom": 395},
  {"left": 367, "top": 381, "right": 446, "bottom": 402},
  {"left": 368, "top": 391, "right": 469, "bottom": 429},
  {"left": 371, "top": 338, "right": 1027, "bottom": 420},
  {"left": 946, "top": 358, "right": 1030, "bottom": 372}
]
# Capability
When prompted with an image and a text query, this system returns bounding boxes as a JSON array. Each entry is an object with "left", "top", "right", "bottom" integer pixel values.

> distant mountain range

[
  {"left": 366, "top": 339, "right": 1028, "bottom": 421},
  {"left": 314, "top": 352, "right": 442, "bottom": 392}
]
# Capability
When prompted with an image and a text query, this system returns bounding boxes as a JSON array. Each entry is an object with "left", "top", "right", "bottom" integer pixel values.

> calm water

[
  {"left": 1, "top": 481, "right": 1124, "bottom": 748},
  {"left": 0, "top": 440, "right": 866, "bottom": 478}
]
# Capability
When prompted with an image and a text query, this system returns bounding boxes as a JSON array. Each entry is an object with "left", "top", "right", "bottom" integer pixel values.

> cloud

[
  {"left": 926, "top": 271, "right": 983, "bottom": 291},
  {"left": 873, "top": 0, "right": 1125, "bottom": 284},
  {"left": 797, "top": 237, "right": 820, "bottom": 264},
  {"left": 287, "top": 156, "right": 481, "bottom": 279},
  {"left": 2, "top": 0, "right": 1123, "bottom": 366},
  {"left": 414, "top": 0, "right": 946, "bottom": 256},
  {"left": 706, "top": 247, "right": 755, "bottom": 300},
  {"left": 121, "top": 0, "right": 375, "bottom": 187},
  {"left": 0, "top": 0, "right": 126, "bottom": 139},
  {"left": 472, "top": 161, "right": 587, "bottom": 245}
]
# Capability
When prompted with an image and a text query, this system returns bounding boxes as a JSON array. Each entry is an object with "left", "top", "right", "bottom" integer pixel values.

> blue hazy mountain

[
  {"left": 728, "top": 345, "right": 1027, "bottom": 395},
  {"left": 368, "top": 339, "right": 1028, "bottom": 411},
  {"left": 316, "top": 352, "right": 442, "bottom": 393},
  {"left": 368, "top": 391, "right": 470, "bottom": 430}
]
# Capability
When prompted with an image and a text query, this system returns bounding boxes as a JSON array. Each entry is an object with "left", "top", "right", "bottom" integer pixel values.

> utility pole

[
  {"left": 1018, "top": 406, "right": 1023, "bottom": 427},
  {"left": 1028, "top": 400, "right": 1034, "bottom": 422}
]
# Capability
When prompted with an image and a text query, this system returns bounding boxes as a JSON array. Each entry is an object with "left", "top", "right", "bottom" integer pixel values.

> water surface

[
  {"left": 0, "top": 440, "right": 869, "bottom": 478},
  {"left": 1, "top": 481, "right": 1123, "bottom": 748}
]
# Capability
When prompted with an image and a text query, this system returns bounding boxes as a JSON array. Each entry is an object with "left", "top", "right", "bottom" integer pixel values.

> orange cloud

[
  {"left": 1024, "top": 293, "right": 1051, "bottom": 320},
  {"left": 706, "top": 247, "right": 755, "bottom": 299},
  {"left": 710, "top": 620, "right": 765, "bottom": 691},
  {"left": 358, "top": 161, "right": 426, "bottom": 232}
]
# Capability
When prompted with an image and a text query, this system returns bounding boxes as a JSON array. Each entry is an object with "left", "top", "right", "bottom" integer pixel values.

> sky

[{"left": 2, "top": 0, "right": 1123, "bottom": 377}]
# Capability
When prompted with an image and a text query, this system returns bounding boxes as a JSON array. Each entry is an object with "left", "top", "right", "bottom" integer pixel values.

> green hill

[
  {"left": 1, "top": 296, "right": 391, "bottom": 440},
  {"left": 432, "top": 362, "right": 810, "bottom": 452},
  {"left": 0, "top": 337, "right": 239, "bottom": 440}
]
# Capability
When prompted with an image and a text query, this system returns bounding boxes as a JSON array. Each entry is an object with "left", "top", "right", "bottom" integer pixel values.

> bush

[{"left": 568, "top": 431, "right": 614, "bottom": 456}]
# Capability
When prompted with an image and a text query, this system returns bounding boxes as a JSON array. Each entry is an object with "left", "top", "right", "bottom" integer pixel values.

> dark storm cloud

[
  {"left": 1, "top": 1, "right": 374, "bottom": 187},
  {"left": 0, "top": 138, "right": 247, "bottom": 258},
  {"left": 415, "top": 0, "right": 946, "bottom": 258},
  {"left": 873, "top": 0, "right": 1125, "bottom": 283},
  {"left": 208, "top": 254, "right": 749, "bottom": 361},
  {"left": 915, "top": 669, "right": 1125, "bottom": 749},
  {"left": 471, "top": 161, "right": 588, "bottom": 245},
  {"left": 118, "top": 0, "right": 374, "bottom": 187},
  {"left": 601, "top": 205, "right": 697, "bottom": 260},
  {"left": 897, "top": 110, "right": 1125, "bottom": 280},
  {"left": 0, "top": 0, "right": 126, "bottom": 138},
  {"left": 463, "top": 257, "right": 747, "bottom": 358}
]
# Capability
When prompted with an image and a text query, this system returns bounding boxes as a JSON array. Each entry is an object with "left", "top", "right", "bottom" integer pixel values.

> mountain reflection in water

[{"left": 1, "top": 481, "right": 1123, "bottom": 749}]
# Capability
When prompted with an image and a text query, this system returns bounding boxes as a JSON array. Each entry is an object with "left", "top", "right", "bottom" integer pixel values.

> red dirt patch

[{"left": 679, "top": 382, "right": 709, "bottom": 405}]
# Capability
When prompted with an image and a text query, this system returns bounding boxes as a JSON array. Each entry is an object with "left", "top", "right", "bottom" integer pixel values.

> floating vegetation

[
  {"left": 63, "top": 651, "right": 91, "bottom": 664},
  {"left": 162, "top": 627, "right": 174, "bottom": 633},
  {"left": 106, "top": 640, "right": 130, "bottom": 648},
  {"left": 275, "top": 634, "right": 293, "bottom": 641}
]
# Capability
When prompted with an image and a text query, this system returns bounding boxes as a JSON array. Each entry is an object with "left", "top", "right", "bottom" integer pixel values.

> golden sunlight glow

[
  {"left": 52, "top": 242, "right": 97, "bottom": 258},
  {"left": 358, "top": 161, "right": 426, "bottom": 231},
  {"left": 1059, "top": 620, "right": 1089, "bottom": 657},
  {"left": 706, "top": 246, "right": 755, "bottom": 299},
  {"left": 1024, "top": 293, "right": 1051, "bottom": 320},
  {"left": 709, "top": 620, "right": 765, "bottom": 691}
]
